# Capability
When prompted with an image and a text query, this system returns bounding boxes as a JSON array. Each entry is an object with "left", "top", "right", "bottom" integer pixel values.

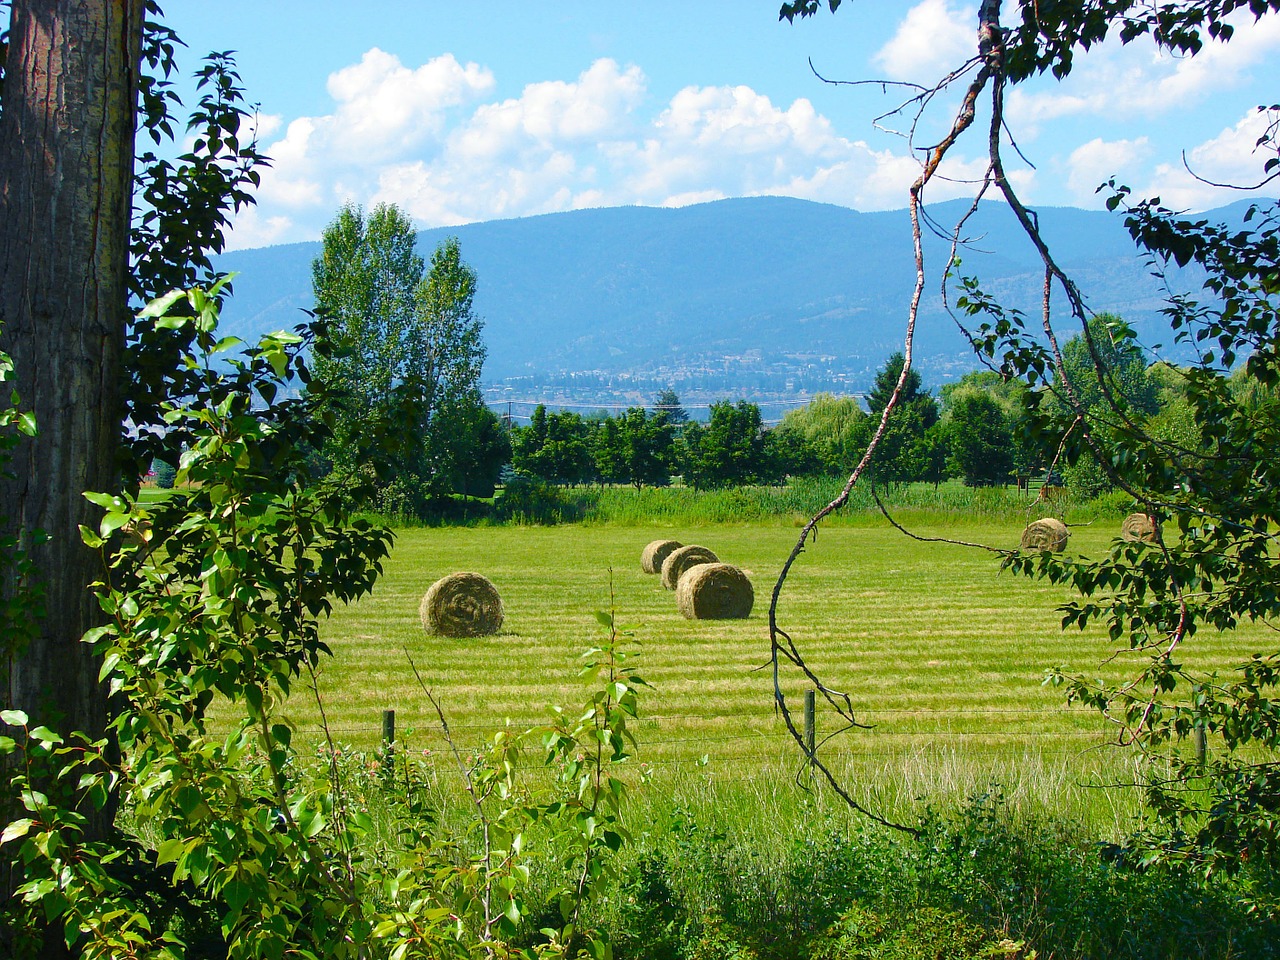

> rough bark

[{"left": 0, "top": 0, "right": 144, "bottom": 773}]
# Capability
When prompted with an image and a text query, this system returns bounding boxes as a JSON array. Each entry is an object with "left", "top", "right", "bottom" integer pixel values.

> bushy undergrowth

[
  {"left": 588, "top": 789, "right": 1279, "bottom": 960},
  {"left": 166, "top": 745, "right": 1273, "bottom": 960}
]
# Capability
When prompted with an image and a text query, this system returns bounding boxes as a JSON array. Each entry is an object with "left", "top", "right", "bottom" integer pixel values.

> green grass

[
  {"left": 137, "top": 485, "right": 175, "bottom": 504},
  {"left": 295, "top": 517, "right": 1271, "bottom": 835},
  {"left": 480, "top": 477, "right": 1121, "bottom": 527}
]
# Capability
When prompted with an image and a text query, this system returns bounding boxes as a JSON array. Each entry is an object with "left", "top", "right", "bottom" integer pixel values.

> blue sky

[{"left": 146, "top": 2, "right": 1280, "bottom": 248}]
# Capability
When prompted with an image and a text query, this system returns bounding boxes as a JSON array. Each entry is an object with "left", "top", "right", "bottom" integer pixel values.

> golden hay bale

[
  {"left": 641, "top": 538, "right": 683, "bottom": 574},
  {"left": 1121, "top": 512, "right": 1158, "bottom": 543},
  {"left": 1020, "top": 518, "right": 1069, "bottom": 553},
  {"left": 676, "top": 563, "right": 754, "bottom": 620},
  {"left": 661, "top": 545, "right": 719, "bottom": 590},
  {"left": 419, "top": 572, "right": 503, "bottom": 638}
]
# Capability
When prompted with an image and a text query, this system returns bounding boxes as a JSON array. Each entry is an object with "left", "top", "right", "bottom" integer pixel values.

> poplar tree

[
  {"left": 311, "top": 202, "right": 423, "bottom": 469},
  {"left": 311, "top": 208, "right": 491, "bottom": 506}
]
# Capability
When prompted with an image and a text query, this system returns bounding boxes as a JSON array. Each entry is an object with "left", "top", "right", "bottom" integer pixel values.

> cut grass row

[{"left": 295, "top": 519, "right": 1270, "bottom": 832}]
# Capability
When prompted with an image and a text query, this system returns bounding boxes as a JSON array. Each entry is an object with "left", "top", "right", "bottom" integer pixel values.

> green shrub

[
  {"left": 808, "top": 904, "right": 1017, "bottom": 960},
  {"left": 686, "top": 913, "right": 760, "bottom": 960},
  {"left": 496, "top": 476, "right": 593, "bottom": 523}
]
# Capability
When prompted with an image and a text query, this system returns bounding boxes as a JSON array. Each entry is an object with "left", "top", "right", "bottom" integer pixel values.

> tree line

[
  {"left": 300, "top": 206, "right": 1170, "bottom": 505},
  {"left": 301, "top": 208, "right": 1197, "bottom": 509},
  {"left": 508, "top": 312, "right": 1199, "bottom": 497}
]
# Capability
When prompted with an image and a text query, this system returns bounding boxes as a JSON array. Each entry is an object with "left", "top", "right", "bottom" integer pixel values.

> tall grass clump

[
  {"left": 583, "top": 477, "right": 1050, "bottom": 527},
  {"left": 362, "top": 475, "right": 1140, "bottom": 530},
  {"left": 487, "top": 478, "right": 1138, "bottom": 529}
]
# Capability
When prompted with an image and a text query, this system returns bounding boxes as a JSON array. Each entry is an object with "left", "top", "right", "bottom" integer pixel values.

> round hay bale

[
  {"left": 641, "top": 538, "right": 683, "bottom": 574},
  {"left": 1020, "top": 518, "right": 1069, "bottom": 553},
  {"left": 419, "top": 573, "right": 503, "bottom": 638},
  {"left": 676, "top": 563, "right": 754, "bottom": 620},
  {"left": 1121, "top": 512, "right": 1158, "bottom": 543},
  {"left": 660, "top": 545, "right": 719, "bottom": 590}
]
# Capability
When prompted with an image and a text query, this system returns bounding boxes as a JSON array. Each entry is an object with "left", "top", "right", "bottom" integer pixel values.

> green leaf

[
  {"left": 137, "top": 289, "right": 186, "bottom": 319},
  {"left": 155, "top": 838, "right": 185, "bottom": 866},
  {"left": 29, "top": 726, "right": 63, "bottom": 746},
  {"left": 154, "top": 313, "right": 189, "bottom": 330},
  {"left": 1, "top": 709, "right": 28, "bottom": 726},
  {"left": 1, "top": 818, "right": 33, "bottom": 845},
  {"left": 208, "top": 272, "right": 238, "bottom": 298},
  {"left": 222, "top": 878, "right": 252, "bottom": 918},
  {"left": 99, "top": 512, "right": 130, "bottom": 538}
]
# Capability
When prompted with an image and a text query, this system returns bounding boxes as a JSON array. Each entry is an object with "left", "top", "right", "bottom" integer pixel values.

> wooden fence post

[
  {"left": 382, "top": 708, "right": 396, "bottom": 786},
  {"left": 804, "top": 689, "right": 816, "bottom": 767}
]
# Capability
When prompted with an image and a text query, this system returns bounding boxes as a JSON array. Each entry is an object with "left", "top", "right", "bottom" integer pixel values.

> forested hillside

[{"left": 214, "top": 194, "right": 1218, "bottom": 390}]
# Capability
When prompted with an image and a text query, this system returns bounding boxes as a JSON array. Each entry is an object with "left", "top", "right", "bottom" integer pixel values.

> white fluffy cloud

[
  {"left": 325, "top": 48, "right": 495, "bottom": 161},
  {"left": 873, "top": 0, "right": 977, "bottom": 81},
  {"left": 226, "top": 52, "right": 986, "bottom": 248},
  {"left": 242, "top": 49, "right": 494, "bottom": 234},
  {"left": 1066, "top": 137, "right": 1151, "bottom": 203},
  {"left": 1142, "top": 109, "right": 1279, "bottom": 209},
  {"left": 378, "top": 59, "right": 646, "bottom": 224}
]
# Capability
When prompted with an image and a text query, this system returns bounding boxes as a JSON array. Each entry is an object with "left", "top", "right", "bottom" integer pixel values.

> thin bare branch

[
  {"left": 1180, "top": 148, "right": 1280, "bottom": 191},
  {"left": 767, "top": 0, "right": 1006, "bottom": 836},
  {"left": 808, "top": 56, "right": 928, "bottom": 93},
  {"left": 871, "top": 486, "right": 1008, "bottom": 553}
]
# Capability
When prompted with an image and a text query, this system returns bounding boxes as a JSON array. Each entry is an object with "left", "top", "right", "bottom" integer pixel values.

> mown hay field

[{"left": 300, "top": 520, "right": 1268, "bottom": 825}]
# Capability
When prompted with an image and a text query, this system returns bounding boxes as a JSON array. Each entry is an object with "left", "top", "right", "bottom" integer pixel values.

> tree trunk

[{"left": 0, "top": 0, "right": 144, "bottom": 807}]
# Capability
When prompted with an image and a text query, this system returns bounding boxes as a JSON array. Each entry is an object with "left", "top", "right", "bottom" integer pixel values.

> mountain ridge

[{"left": 212, "top": 195, "right": 1226, "bottom": 401}]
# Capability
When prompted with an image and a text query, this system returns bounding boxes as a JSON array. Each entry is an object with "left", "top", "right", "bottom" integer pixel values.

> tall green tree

[
  {"left": 1049, "top": 314, "right": 1157, "bottom": 497},
  {"left": 1057, "top": 313, "right": 1158, "bottom": 416},
  {"left": 513, "top": 406, "right": 596, "bottom": 486},
  {"left": 864, "top": 352, "right": 939, "bottom": 486},
  {"left": 409, "top": 237, "right": 488, "bottom": 498},
  {"left": 915, "top": 421, "right": 952, "bottom": 489},
  {"left": 311, "top": 202, "right": 423, "bottom": 469},
  {"left": 605, "top": 407, "right": 674, "bottom": 490},
  {"left": 593, "top": 415, "right": 628, "bottom": 485},
  {"left": 762, "top": 424, "right": 822, "bottom": 481},
  {"left": 946, "top": 390, "right": 1013, "bottom": 486},
  {"left": 684, "top": 400, "right": 768, "bottom": 488},
  {"left": 777, "top": 393, "right": 870, "bottom": 476},
  {"left": 943, "top": 371, "right": 1047, "bottom": 482},
  {"left": 436, "top": 391, "right": 510, "bottom": 500},
  {"left": 311, "top": 212, "right": 490, "bottom": 508},
  {"left": 653, "top": 387, "right": 689, "bottom": 427},
  {"left": 866, "top": 351, "right": 929, "bottom": 418}
]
